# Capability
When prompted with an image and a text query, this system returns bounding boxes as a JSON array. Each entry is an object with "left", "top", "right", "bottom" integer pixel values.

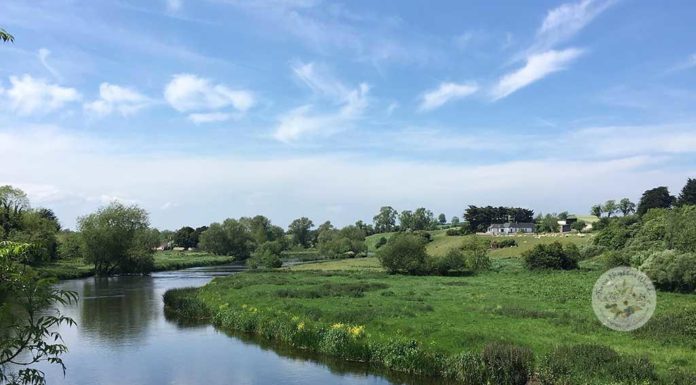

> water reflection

[{"left": 37, "top": 264, "right": 436, "bottom": 385}]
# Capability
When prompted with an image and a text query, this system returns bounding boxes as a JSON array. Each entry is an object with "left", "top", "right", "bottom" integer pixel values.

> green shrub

[
  {"left": 640, "top": 250, "right": 696, "bottom": 292},
  {"left": 376, "top": 233, "right": 429, "bottom": 275},
  {"left": 461, "top": 237, "right": 491, "bottom": 272},
  {"left": 433, "top": 248, "right": 466, "bottom": 275},
  {"left": 578, "top": 243, "right": 606, "bottom": 260},
  {"left": 370, "top": 339, "right": 445, "bottom": 376},
  {"left": 604, "top": 250, "right": 632, "bottom": 268},
  {"left": 375, "top": 236, "right": 387, "bottom": 249},
  {"left": 163, "top": 287, "right": 210, "bottom": 320},
  {"left": 490, "top": 239, "right": 517, "bottom": 248},
  {"left": 247, "top": 242, "right": 283, "bottom": 269},
  {"left": 523, "top": 242, "right": 579, "bottom": 270},
  {"left": 481, "top": 342, "right": 534, "bottom": 385},
  {"left": 319, "top": 325, "right": 370, "bottom": 361},
  {"left": 446, "top": 227, "right": 464, "bottom": 236}
]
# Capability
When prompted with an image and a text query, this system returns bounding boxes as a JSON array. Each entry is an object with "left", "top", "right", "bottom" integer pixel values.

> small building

[
  {"left": 487, "top": 222, "right": 535, "bottom": 235},
  {"left": 557, "top": 217, "right": 578, "bottom": 233}
]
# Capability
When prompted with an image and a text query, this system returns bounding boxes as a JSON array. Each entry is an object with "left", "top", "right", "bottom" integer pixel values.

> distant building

[
  {"left": 557, "top": 217, "right": 578, "bottom": 233},
  {"left": 487, "top": 222, "right": 535, "bottom": 234}
]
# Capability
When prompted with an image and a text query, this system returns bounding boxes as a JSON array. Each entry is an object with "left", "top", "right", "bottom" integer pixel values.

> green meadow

[{"left": 167, "top": 234, "right": 696, "bottom": 384}]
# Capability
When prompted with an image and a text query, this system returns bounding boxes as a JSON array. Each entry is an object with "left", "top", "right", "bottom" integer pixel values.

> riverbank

[
  {"left": 164, "top": 256, "right": 695, "bottom": 385},
  {"left": 37, "top": 251, "right": 237, "bottom": 280}
]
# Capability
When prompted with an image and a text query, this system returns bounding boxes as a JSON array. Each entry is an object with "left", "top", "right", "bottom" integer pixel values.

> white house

[{"left": 487, "top": 222, "right": 535, "bottom": 234}]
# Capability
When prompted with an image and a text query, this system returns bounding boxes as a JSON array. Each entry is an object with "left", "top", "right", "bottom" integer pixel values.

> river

[{"left": 37, "top": 264, "right": 434, "bottom": 385}]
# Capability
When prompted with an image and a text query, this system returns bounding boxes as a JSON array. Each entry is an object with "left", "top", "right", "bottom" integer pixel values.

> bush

[
  {"left": 578, "top": 243, "right": 606, "bottom": 260},
  {"left": 433, "top": 249, "right": 466, "bottom": 275},
  {"left": 604, "top": 250, "right": 632, "bottom": 268},
  {"left": 375, "top": 236, "right": 387, "bottom": 249},
  {"left": 376, "top": 233, "right": 428, "bottom": 275},
  {"left": 490, "top": 239, "right": 517, "bottom": 249},
  {"left": 446, "top": 227, "right": 464, "bottom": 236},
  {"left": 247, "top": 241, "right": 283, "bottom": 269},
  {"left": 639, "top": 250, "right": 696, "bottom": 293},
  {"left": 522, "top": 242, "right": 579, "bottom": 270},
  {"left": 444, "top": 352, "right": 486, "bottom": 385},
  {"left": 481, "top": 343, "right": 534, "bottom": 385},
  {"left": 461, "top": 237, "right": 491, "bottom": 272}
]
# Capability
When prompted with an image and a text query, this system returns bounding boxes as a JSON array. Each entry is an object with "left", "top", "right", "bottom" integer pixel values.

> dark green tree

[
  {"left": 677, "top": 178, "right": 696, "bottom": 206},
  {"left": 373, "top": 206, "right": 398, "bottom": 233},
  {"left": 637, "top": 186, "right": 675, "bottom": 216},
  {"left": 618, "top": 198, "right": 636, "bottom": 216},
  {"left": 173, "top": 226, "right": 197, "bottom": 248},
  {"left": 438, "top": 213, "right": 447, "bottom": 224},
  {"left": 287, "top": 217, "right": 314, "bottom": 248},
  {"left": 0, "top": 28, "right": 13, "bottom": 43}
]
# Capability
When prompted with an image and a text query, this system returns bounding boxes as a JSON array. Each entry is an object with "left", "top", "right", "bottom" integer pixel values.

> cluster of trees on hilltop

[
  {"left": 463, "top": 206, "right": 534, "bottom": 233},
  {"left": 372, "top": 206, "right": 454, "bottom": 233}
]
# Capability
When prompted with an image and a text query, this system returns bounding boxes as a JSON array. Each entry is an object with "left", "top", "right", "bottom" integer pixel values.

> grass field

[
  {"left": 37, "top": 251, "right": 235, "bottom": 280},
  {"left": 168, "top": 241, "right": 695, "bottom": 384}
]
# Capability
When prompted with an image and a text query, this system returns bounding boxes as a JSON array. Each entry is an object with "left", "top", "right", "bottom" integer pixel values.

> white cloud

[
  {"left": 491, "top": 49, "right": 583, "bottom": 100},
  {"left": 275, "top": 63, "right": 369, "bottom": 142},
  {"left": 188, "top": 112, "right": 232, "bottom": 124},
  {"left": 2, "top": 74, "right": 81, "bottom": 115},
  {"left": 84, "top": 83, "right": 150, "bottom": 117},
  {"left": 2, "top": 126, "right": 693, "bottom": 230},
  {"left": 668, "top": 53, "right": 696, "bottom": 73},
  {"left": 419, "top": 82, "right": 478, "bottom": 111},
  {"left": 164, "top": 73, "right": 255, "bottom": 113},
  {"left": 534, "top": 0, "right": 615, "bottom": 52}
]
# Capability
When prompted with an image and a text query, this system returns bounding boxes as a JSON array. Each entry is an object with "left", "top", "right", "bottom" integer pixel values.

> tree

[
  {"left": 1, "top": 242, "right": 76, "bottom": 385},
  {"left": 0, "top": 28, "right": 13, "bottom": 43},
  {"left": 618, "top": 198, "right": 636, "bottom": 216},
  {"left": 637, "top": 186, "right": 675, "bottom": 216},
  {"left": 373, "top": 206, "right": 398, "bottom": 233},
  {"left": 317, "top": 225, "right": 367, "bottom": 258},
  {"left": 173, "top": 226, "right": 197, "bottom": 249},
  {"left": 558, "top": 211, "right": 569, "bottom": 220},
  {"left": 0, "top": 185, "right": 30, "bottom": 239},
  {"left": 602, "top": 200, "right": 618, "bottom": 218},
  {"left": 438, "top": 213, "right": 447, "bottom": 224},
  {"left": 288, "top": 217, "right": 314, "bottom": 248},
  {"left": 451, "top": 216, "right": 460, "bottom": 226},
  {"left": 78, "top": 202, "right": 155, "bottom": 275},
  {"left": 464, "top": 206, "right": 534, "bottom": 233},
  {"left": 9, "top": 211, "right": 60, "bottom": 264},
  {"left": 535, "top": 213, "right": 559, "bottom": 233},
  {"left": 376, "top": 233, "right": 428, "bottom": 274},
  {"left": 677, "top": 178, "right": 696, "bottom": 206},
  {"left": 57, "top": 231, "right": 83, "bottom": 260},
  {"left": 199, "top": 219, "right": 254, "bottom": 259},
  {"left": 239, "top": 215, "right": 283, "bottom": 246},
  {"left": 36, "top": 208, "right": 61, "bottom": 231},
  {"left": 591, "top": 204, "right": 602, "bottom": 218}
]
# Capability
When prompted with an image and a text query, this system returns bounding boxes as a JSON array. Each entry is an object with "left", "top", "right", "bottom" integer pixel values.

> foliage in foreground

[
  {"left": 0, "top": 242, "right": 76, "bottom": 385},
  {"left": 523, "top": 241, "right": 579, "bottom": 270}
]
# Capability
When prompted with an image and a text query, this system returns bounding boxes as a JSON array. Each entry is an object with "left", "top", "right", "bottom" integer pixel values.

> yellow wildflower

[
  {"left": 297, "top": 322, "right": 305, "bottom": 331},
  {"left": 348, "top": 325, "right": 365, "bottom": 337},
  {"left": 331, "top": 323, "right": 345, "bottom": 330}
]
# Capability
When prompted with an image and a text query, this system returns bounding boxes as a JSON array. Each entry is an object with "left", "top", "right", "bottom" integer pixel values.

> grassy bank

[
  {"left": 36, "top": 251, "right": 236, "bottom": 280},
  {"left": 165, "top": 254, "right": 695, "bottom": 384}
]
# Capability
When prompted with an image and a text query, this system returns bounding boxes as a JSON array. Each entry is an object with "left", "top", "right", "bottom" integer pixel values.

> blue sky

[{"left": 1, "top": 0, "right": 696, "bottom": 230}]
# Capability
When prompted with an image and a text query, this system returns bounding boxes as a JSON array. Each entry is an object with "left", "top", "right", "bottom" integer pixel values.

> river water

[{"left": 37, "top": 264, "right": 431, "bottom": 385}]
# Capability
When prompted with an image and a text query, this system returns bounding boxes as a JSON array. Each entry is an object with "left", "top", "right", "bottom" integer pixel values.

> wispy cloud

[
  {"left": 491, "top": 49, "right": 584, "bottom": 100},
  {"left": 532, "top": 0, "right": 615, "bottom": 53},
  {"left": 188, "top": 112, "right": 232, "bottom": 124},
  {"left": 419, "top": 82, "right": 478, "bottom": 111},
  {"left": 1, "top": 74, "right": 81, "bottom": 116},
  {"left": 37, "top": 48, "right": 62, "bottom": 81},
  {"left": 84, "top": 83, "right": 151, "bottom": 117},
  {"left": 164, "top": 74, "right": 255, "bottom": 122},
  {"left": 667, "top": 53, "right": 696, "bottom": 73},
  {"left": 274, "top": 63, "right": 370, "bottom": 142}
]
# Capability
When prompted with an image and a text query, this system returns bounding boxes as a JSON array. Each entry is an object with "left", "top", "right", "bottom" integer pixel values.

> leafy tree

[
  {"left": 317, "top": 225, "right": 366, "bottom": 258},
  {"left": 173, "top": 226, "right": 197, "bottom": 249},
  {"left": 0, "top": 185, "right": 30, "bottom": 239},
  {"left": 57, "top": 231, "right": 83, "bottom": 260},
  {"left": 590, "top": 204, "right": 602, "bottom": 218},
  {"left": 451, "top": 216, "right": 460, "bottom": 226},
  {"left": 1, "top": 242, "right": 76, "bottom": 385},
  {"left": 460, "top": 237, "right": 491, "bottom": 272},
  {"left": 373, "top": 206, "right": 398, "bottom": 233},
  {"left": 247, "top": 241, "right": 283, "bottom": 269},
  {"left": 438, "top": 213, "right": 447, "bottom": 224},
  {"left": 199, "top": 219, "right": 254, "bottom": 259},
  {"left": 239, "top": 215, "right": 283, "bottom": 246},
  {"left": 398, "top": 210, "right": 414, "bottom": 231},
  {"left": 535, "top": 213, "right": 559, "bottom": 233},
  {"left": 570, "top": 220, "right": 586, "bottom": 232},
  {"left": 602, "top": 200, "right": 618, "bottom": 218},
  {"left": 78, "top": 202, "right": 155, "bottom": 275},
  {"left": 618, "top": 198, "right": 636, "bottom": 216},
  {"left": 637, "top": 186, "right": 675, "bottom": 216},
  {"left": 376, "top": 233, "right": 428, "bottom": 274},
  {"left": 399, "top": 208, "right": 436, "bottom": 231},
  {"left": 9, "top": 211, "right": 59, "bottom": 263},
  {"left": 558, "top": 211, "right": 569, "bottom": 220},
  {"left": 0, "top": 28, "right": 13, "bottom": 43},
  {"left": 354, "top": 220, "right": 374, "bottom": 236},
  {"left": 677, "top": 178, "right": 696, "bottom": 206},
  {"left": 288, "top": 217, "right": 314, "bottom": 248},
  {"left": 36, "top": 208, "right": 60, "bottom": 231},
  {"left": 523, "top": 242, "right": 579, "bottom": 270}
]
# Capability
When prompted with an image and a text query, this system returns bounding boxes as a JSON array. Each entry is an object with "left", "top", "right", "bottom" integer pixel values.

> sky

[{"left": 1, "top": 0, "right": 696, "bottom": 230}]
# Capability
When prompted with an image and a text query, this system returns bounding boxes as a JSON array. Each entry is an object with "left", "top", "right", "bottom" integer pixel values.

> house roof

[{"left": 488, "top": 222, "right": 535, "bottom": 229}]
